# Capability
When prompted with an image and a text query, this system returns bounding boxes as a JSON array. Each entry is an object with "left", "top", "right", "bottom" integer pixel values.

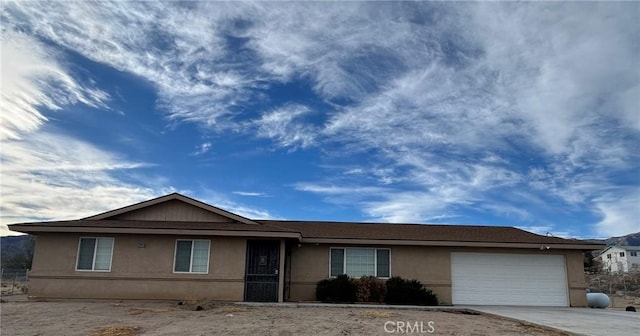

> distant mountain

[
  {"left": 1, "top": 235, "right": 34, "bottom": 269},
  {"left": 588, "top": 232, "right": 640, "bottom": 247}
]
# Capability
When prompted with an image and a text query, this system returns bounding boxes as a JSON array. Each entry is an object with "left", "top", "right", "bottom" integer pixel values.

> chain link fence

[{"left": 1, "top": 268, "right": 29, "bottom": 296}]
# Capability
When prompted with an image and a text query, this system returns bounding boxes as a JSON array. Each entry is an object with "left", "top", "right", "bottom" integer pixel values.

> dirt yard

[
  {"left": 0, "top": 300, "right": 567, "bottom": 336},
  {"left": 610, "top": 295, "right": 640, "bottom": 311}
]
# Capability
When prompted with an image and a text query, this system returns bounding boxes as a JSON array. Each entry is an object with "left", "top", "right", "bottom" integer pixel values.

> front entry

[{"left": 244, "top": 240, "right": 280, "bottom": 302}]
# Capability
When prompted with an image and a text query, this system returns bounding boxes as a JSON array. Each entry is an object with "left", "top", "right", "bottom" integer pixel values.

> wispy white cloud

[
  {"left": 294, "top": 183, "right": 389, "bottom": 196},
  {"left": 232, "top": 191, "right": 268, "bottom": 197},
  {"left": 254, "top": 104, "right": 317, "bottom": 149},
  {"left": 0, "top": 29, "right": 109, "bottom": 140},
  {"left": 192, "top": 142, "right": 212, "bottom": 156},
  {"left": 0, "top": 28, "right": 158, "bottom": 236},
  {"left": 0, "top": 132, "right": 159, "bottom": 235},
  {"left": 2, "top": 1, "right": 638, "bottom": 236},
  {"left": 199, "top": 189, "right": 274, "bottom": 220},
  {"left": 472, "top": 2, "right": 639, "bottom": 157},
  {"left": 593, "top": 189, "right": 640, "bottom": 237}
]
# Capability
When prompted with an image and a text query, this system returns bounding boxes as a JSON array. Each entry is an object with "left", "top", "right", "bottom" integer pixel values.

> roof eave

[{"left": 8, "top": 225, "right": 301, "bottom": 239}]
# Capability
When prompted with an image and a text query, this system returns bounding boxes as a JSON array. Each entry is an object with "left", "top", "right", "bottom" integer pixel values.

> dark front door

[{"left": 244, "top": 240, "right": 280, "bottom": 302}]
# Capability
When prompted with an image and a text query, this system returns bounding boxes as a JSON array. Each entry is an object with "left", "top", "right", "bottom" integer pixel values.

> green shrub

[
  {"left": 315, "top": 274, "right": 357, "bottom": 303},
  {"left": 384, "top": 276, "right": 438, "bottom": 306},
  {"left": 353, "top": 276, "right": 387, "bottom": 303}
]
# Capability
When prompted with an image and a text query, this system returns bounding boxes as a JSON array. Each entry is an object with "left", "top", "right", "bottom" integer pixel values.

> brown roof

[
  {"left": 9, "top": 218, "right": 603, "bottom": 248},
  {"left": 10, "top": 219, "right": 296, "bottom": 233},
  {"left": 7, "top": 192, "right": 602, "bottom": 249},
  {"left": 259, "top": 220, "right": 593, "bottom": 245}
]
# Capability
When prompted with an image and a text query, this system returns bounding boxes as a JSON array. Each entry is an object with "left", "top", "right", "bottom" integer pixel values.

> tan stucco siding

[
  {"left": 287, "top": 244, "right": 453, "bottom": 303},
  {"left": 287, "top": 244, "right": 587, "bottom": 307},
  {"left": 565, "top": 250, "right": 588, "bottom": 307},
  {"left": 29, "top": 234, "right": 587, "bottom": 306},
  {"left": 28, "top": 233, "right": 247, "bottom": 301},
  {"left": 28, "top": 277, "right": 244, "bottom": 301},
  {"left": 110, "top": 199, "right": 232, "bottom": 222}
]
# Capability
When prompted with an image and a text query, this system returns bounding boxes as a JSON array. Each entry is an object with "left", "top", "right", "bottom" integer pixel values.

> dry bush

[
  {"left": 175, "top": 297, "right": 220, "bottom": 311},
  {"left": 353, "top": 276, "right": 386, "bottom": 303}
]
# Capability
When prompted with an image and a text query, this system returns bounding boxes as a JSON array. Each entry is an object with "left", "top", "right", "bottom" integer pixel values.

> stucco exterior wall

[
  {"left": 287, "top": 244, "right": 587, "bottom": 307},
  {"left": 28, "top": 234, "right": 587, "bottom": 306},
  {"left": 28, "top": 233, "right": 247, "bottom": 301}
]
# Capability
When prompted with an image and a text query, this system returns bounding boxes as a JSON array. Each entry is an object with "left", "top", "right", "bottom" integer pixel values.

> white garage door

[{"left": 451, "top": 253, "right": 568, "bottom": 306}]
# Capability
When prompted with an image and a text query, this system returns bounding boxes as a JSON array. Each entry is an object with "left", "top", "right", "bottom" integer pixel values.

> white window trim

[
  {"left": 329, "top": 247, "right": 391, "bottom": 279},
  {"left": 75, "top": 237, "right": 114, "bottom": 272},
  {"left": 173, "top": 239, "right": 211, "bottom": 274}
]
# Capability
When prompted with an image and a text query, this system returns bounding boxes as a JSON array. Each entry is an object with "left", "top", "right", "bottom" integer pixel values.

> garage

[{"left": 451, "top": 253, "right": 569, "bottom": 306}]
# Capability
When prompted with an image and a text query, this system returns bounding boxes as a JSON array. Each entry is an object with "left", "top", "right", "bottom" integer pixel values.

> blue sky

[{"left": 1, "top": 1, "right": 639, "bottom": 238}]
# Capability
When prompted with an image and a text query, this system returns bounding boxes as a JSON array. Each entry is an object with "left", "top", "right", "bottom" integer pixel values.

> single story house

[{"left": 9, "top": 193, "right": 604, "bottom": 306}]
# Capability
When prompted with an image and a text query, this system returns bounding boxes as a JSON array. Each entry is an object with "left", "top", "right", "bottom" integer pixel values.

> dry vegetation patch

[
  {"left": 358, "top": 310, "right": 395, "bottom": 318},
  {"left": 126, "top": 307, "right": 177, "bottom": 315},
  {"left": 217, "top": 306, "right": 249, "bottom": 314},
  {"left": 89, "top": 325, "right": 142, "bottom": 336}
]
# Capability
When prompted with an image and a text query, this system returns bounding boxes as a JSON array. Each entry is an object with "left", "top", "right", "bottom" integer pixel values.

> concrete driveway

[{"left": 469, "top": 306, "right": 640, "bottom": 336}]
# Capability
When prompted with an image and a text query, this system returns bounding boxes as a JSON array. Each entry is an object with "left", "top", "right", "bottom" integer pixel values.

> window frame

[
  {"left": 75, "top": 237, "right": 114, "bottom": 272},
  {"left": 172, "top": 239, "right": 211, "bottom": 274},
  {"left": 631, "top": 251, "right": 638, "bottom": 257},
  {"left": 329, "top": 247, "right": 391, "bottom": 279},
  {"left": 620, "top": 252, "right": 626, "bottom": 257}
]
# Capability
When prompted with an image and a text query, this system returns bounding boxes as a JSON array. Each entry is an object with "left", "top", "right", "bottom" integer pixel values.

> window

[
  {"left": 631, "top": 251, "right": 638, "bottom": 257},
  {"left": 330, "top": 248, "right": 390, "bottom": 278},
  {"left": 607, "top": 254, "right": 611, "bottom": 259},
  {"left": 620, "top": 252, "right": 625, "bottom": 257},
  {"left": 174, "top": 240, "right": 210, "bottom": 273},
  {"left": 76, "top": 237, "right": 114, "bottom": 271}
]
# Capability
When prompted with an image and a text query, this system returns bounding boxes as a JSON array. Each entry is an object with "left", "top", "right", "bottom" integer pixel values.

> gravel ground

[{"left": 0, "top": 300, "right": 567, "bottom": 336}]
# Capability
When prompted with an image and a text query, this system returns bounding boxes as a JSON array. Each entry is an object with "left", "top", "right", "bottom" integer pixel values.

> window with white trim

[
  {"left": 76, "top": 237, "right": 114, "bottom": 271},
  {"left": 174, "top": 240, "right": 210, "bottom": 273},
  {"left": 330, "top": 247, "right": 390, "bottom": 278},
  {"left": 620, "top": 252, "right": 626, "bottom": 257},
  {"left": 631, "top": 251, "right": 638, "bottom": 257}
]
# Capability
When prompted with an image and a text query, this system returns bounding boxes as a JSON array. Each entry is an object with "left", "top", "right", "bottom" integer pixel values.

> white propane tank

[{"left": 587, "top": 292, "right": 610, "bottom": 308}]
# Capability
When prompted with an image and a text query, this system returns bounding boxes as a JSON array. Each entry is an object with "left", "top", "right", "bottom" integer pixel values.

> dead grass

[
  {"left": 89, "top": 325, "right": 142, "bottom": 336},
  {"left": 217, "top": 306, "right": 249, "bottom": 314},
  {"left": 358, "top": 310, "right": 395, "bottom": 318},
  {"left": 126, "top": 307, "right": 177, "bottom": 315}
]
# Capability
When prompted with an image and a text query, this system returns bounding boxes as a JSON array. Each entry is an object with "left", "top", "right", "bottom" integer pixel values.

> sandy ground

[{"left": 0, "top": 300, "right": 567, "bottom": 336}]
